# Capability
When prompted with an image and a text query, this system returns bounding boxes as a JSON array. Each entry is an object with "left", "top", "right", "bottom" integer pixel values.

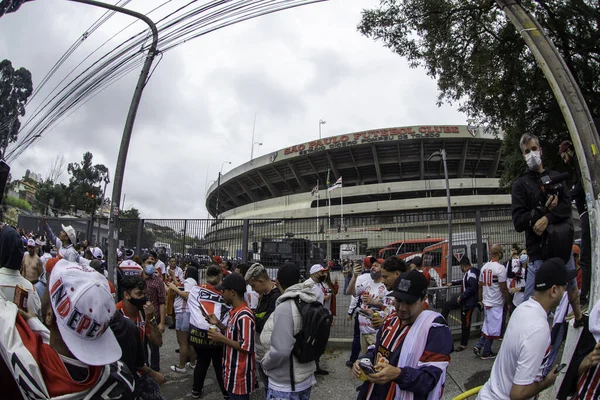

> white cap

[
  {"left": 309, "top": 264, "right": 328, "bottom": 274},
  {"left": 48, "top": 259, "right": 121, "bottom": 366},
  {"left": 27, "top": 239, "right": 36, "bottom": 247},
  {"left": 589, "top": 299, "right": 600, "bottom": 342},
  {"left": 61, "top": 224, "right": 77, "bottom": 245},
  {"left": 92, "top": 247, "right": 103, "bottom": 259}
]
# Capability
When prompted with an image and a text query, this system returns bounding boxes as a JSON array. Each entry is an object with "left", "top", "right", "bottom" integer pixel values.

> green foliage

[
  {"left": 67, "top": 152, "right": 108, "bottom": 214},
  {"left": 359, "top": 0, "right": 600, "bottom": 188},
  {"left": 0, "top": 59, "right": 33, "bottom": 158},
  {"left": 5, "top": 195, "right": 31, "bottom": 211},
  {"left": 120, "top": 207, "right": 156, "bottom": 250},
  {"left": 35, "top": 179, "right": 69, "bottom": 216}
]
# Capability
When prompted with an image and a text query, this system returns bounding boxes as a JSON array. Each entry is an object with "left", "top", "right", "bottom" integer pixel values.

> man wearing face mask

[
  {"left": 511, "top": 133, "right": 583, "bottom": 327},
  {"left": 141, "top": 257, "right": 166, "bottom": 371},
  {"left": 114, "top": 275, "right": 166, "bottom": 397}
]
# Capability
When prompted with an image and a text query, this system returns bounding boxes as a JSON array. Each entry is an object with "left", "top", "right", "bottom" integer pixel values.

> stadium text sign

[{"left": 282, "top": 125, "right": 475, "bottom": 158}]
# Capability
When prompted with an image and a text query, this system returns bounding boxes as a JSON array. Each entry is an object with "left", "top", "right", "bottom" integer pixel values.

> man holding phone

[{"left": 478, "top": 258, "right": 576, "bottom": 399}]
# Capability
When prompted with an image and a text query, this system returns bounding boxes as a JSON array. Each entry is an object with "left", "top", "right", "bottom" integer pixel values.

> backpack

[{"left": 284, "top": 298, "right": 333, "bottom": 363}]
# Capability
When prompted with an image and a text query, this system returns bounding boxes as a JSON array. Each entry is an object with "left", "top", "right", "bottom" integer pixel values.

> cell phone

[
  {"left": 555, "top": 363, "right": 567, "bottom": 373},
  {"left": 13, "top": 285, "right": 28, "bottom": 312},
  {"left": 358, "top": 359, "right": 377, "bottom": 375}
]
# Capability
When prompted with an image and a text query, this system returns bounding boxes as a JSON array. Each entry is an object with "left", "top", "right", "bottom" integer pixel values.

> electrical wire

[{"left": 4, "top": 0, "right": 328, "bottom": 162}]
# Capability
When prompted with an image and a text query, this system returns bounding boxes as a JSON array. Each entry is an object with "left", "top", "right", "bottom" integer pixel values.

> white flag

[{"left": 328, "top": 176, "right": 342, "bottom": 191}]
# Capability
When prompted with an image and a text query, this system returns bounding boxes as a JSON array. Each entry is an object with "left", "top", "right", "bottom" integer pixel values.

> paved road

[{"left": 156, "top": 323, "right": 499, "bottom": 400}]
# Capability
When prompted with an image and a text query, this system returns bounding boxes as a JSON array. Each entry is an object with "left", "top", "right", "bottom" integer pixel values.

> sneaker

[
  {"left": 315, "top": 367, "right": 330, "bottom": 375},
  {"left": 170, "top": 365, "right": 187, "bottom": 373},
  {"left": 473, "top": 346, "right": 482, "bottom": 356},
  {"left": 186, "top": 361, "right": 196, "bottom": 369},
  {"left": 480, "top": 352, "right": 497, "bottom": 360},
  {"left": 454, "top": 345, "right": 467, "bottom": 352},
  {"left": 191, "top": 390, "right": 202, "bottom": 399}
]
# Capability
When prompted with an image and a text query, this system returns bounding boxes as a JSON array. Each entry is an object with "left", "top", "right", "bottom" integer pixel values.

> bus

[
  {"left": 378, "top": 238, "right": 445, "bottom": 259},
  {"left": 259, "top": 238, "right": 325, "bottom": 278}
]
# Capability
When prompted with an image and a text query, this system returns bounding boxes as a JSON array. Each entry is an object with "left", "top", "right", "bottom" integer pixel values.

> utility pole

[
  {"left": 69, "top": 0, "right": 159, "bottom": 288},
  {"left": 495, "top": 0, "right": 600, "bottom": 395}
]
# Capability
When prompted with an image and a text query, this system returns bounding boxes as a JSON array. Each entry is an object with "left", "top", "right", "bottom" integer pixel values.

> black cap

[
  {"left": 460, "top": 255, "right": 471, "bottom": 266},
  {"left": 215, "top": 273, "right": 247, "bottom": 293},
  {"left": 390, "top": 270, "right": 428, "bottom": 304},
  {"left": 410, "top": 256, "right": 422, "bottom": 267},
  {"left": 534, "top": 257, "right": 577, "bottom": 291}
]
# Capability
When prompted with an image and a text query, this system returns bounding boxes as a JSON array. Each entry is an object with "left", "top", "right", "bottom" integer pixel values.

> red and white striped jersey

[
  {"left": 188, "top": 284, "right": 230, "bottom": 330},
  {"left": 223, "top": 304, "right": 256, "bottom": 395}
]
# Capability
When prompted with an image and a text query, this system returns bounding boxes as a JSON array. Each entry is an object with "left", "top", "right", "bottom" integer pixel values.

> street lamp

[
  {"left": 251, "top": 142, "right": 263, "bottom": 161},
  {"left": 427, "top": 149, "right": 453, "bottom": 281},
  {"left": 216, "top": 161, "right": 232, "bottom": 219},
  {"left": 319, "top": 119, "right": 326, "bottom": 139}
]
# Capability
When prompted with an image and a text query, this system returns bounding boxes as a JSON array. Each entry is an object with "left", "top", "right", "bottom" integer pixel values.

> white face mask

[{"left": 525, "top": 150, "right": 542, "bottom": 171}]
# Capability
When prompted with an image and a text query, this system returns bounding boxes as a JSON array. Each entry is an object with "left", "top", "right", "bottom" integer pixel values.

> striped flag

[
  {"left": 328, "top": 176, "right": 342, "bottom": 191},
  {"left": 310, "top": 183, "right": 319, "bottom": 196}
]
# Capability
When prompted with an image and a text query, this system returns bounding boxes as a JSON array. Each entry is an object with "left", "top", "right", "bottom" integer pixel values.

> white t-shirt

[
  {"left": 477, "top": 298, "right": 551, "bottom": 400},
  {"left": 165, "top": 266, "right": 185, "bottom": 284},
  {"left": 358, "top": 279, "right": 389, "bottom": 335},
  {"left": 174, "top": 278, "right": 197, "bottom": 314},
  {"left": 245, "top": 284, "right": 259, "bottom": 310},
  {"left": 155, "top": 260, "right": 166, "bottom": 276},
  {"left": 479, "top": 261, "right": 507, "bottom": 307},
  {"left": 304, "top": 278, "right": 325, "bottom": 305}
]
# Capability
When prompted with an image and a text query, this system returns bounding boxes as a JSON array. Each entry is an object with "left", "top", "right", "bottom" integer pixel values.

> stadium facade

[{"left": 206, "top": 124, "right": 509, "bottom": 221}]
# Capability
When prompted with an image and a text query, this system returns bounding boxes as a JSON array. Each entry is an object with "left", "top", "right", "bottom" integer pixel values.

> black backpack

[{"left": 284, "top": 298, "right": 333, "bottom": 363}]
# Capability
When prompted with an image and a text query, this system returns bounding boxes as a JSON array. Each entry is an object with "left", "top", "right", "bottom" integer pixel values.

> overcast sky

[{"left": 0, "top": 0, "right": 466, "bottom": 219}]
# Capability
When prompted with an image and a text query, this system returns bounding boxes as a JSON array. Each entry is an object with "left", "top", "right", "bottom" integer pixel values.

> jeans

[
  {"left": 266, "top": 386, "right": 312, "bottom": 400},
  {"left": 524, "top": 259, "right": 544, "bottom": 302},
  {"left": 476, "top": 336, "right": 493, "bottom": 356},
  {"left": 442, "top": 294, "right": 474, "bottom": 347},
  {"left": 193, "top": 345, "right": 226, "bottom": 395},
  {"left": 228, "top": 394, "right": 250, "bottom": 400},
  {"left": 137, "top": 373, "right": 167, "bottom": 400},
  {"left": 147, "top": 339, "right": 161, "bottom": 372},
  {"left": 349, "top": 314, "right": 361, "bottom": 363}
]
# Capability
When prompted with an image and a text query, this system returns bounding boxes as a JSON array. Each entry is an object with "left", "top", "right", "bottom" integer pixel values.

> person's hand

[
  {"left": 533, "top": 216, "right": 549, "bottom": 236},
  {"left": 207, "top": 329, "right": 226, "bottom": 343},
  {"left": 168, "top": 282, "right": 178, "bottom": 291},
  {"left": 510, "top": 287, "right": 521, "bottom": 294},
  {"left": 150, "top": 370, "right": 166, "bottom": 385},
  {"left": 367, "top": 362, "right": 401, "bottom": 384},
  {"left": 158, "top": 322, "right": 165, "bottom": 333},
  {"left": 324, "top": 294, "right": 331, "bottom": 301},
  {"left": 546, "top": 194, "right": 559, "bottom": 211},
  {"left": 206, "top": 313, "right": 219, "bottom": 326},
  {"left": 457, "top": 296, "right": 462, "bottom": 304},
  {"left": 347, "top": 314, "right": 353, "bottom": 321},
  {"left": 17, "top": 309, "right": 36, "bottom": 320},
  {"left": 582, "top": 342, "right": 600, "bottom": 370},
  {"left": 353, "top": 264, "right": 363, "bottom": 275},
  {"left": 143, "top": 302, "right": 155, "bottom": 322},
  {"left": 362, "top": 294, "right": 372, "bottom": 305},
  {"left": 352, "top": 360, "right": 362, "bottom": 379},
  {"left": 371, "top": 313, "right": 384, "bottom": 329},
  {"left": 543, "top": 365, "right": 560, "bottom": 387}
]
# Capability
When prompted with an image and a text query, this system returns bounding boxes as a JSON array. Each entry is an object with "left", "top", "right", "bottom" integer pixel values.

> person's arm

[
  {"left": 510, "top": 372, "right": 557, "bottom": 400},
  {"left": 511, "top": 180, "right": 534, "bottom": 233},
  {"left": 459, "top": 273, "right": 477, "bottom": 302},
  {"left": 261, "top": 304, "right": 295, "bottom": 371},
  {"left": 157, "top": 280, "right": 167, "bottom": 331},
  {"left": 346, "top": 273, "right": 359, "bottom": 295},
  {"left": 143, "top": 303, "right": 163, "bottom": 347},
  {"left": 578, "top": 342, "right": 600, "bottom": 377},
  {"left": 478, "top": 281, "right": 483, "bottom": 304},
  {"left": 498, "top": 267, "right": 511, "bottom": 306},
  {"left": 545, "top": 173, "right": 572, "bottom": 224},
  {"left": 37, "top": 259, "right": 43, "bottom": 278},
  {"left": 209, "top": 314, "right": 255, "bottom": 353},
  {"left": 168, "top": 283, "right": 189, "bottom": 300}
]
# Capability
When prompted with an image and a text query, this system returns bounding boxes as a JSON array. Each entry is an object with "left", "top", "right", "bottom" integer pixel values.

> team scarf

[{"left": 387, "top": 310, "right": 448, "bottom": 400}]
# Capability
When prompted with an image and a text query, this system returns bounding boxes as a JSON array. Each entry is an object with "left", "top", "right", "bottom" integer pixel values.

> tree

[
  {"left": 35, "top": 179, "right": 69, "bottom": 216},
  {"left": 46, "top": 154, "right": 66, "bottom": 183},
  {"left": 359, "top": 0, "right": 600, "bottom": 187},
  {"left": 120, "top": 207, "right": 156, "bottom": 250},
  {"left": 0, "top": 59, "right": 33, "bottom": 159},
  {"left": 67, "top": 152, "right": 108, "bottom": 214}
]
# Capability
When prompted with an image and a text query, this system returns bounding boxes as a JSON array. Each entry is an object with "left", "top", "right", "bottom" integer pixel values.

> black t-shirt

[
  {"left": 254, "top": 285, "right": 281, "bottom": 334},
  {"left": 110, "top": 311, "right": 145, "bottom": 374}
]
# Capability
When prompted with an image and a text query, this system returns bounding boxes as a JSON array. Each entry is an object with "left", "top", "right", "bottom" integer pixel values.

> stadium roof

[{"left": 206, "top": 125, "right": 503, "bottom": 216}]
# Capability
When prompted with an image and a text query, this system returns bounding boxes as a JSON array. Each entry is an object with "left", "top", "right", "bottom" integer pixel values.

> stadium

[{"left": 203, "top": 124, "right": 517, "bottom": 262}]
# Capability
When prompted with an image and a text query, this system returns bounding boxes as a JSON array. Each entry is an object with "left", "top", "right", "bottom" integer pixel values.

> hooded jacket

[{"left": 260, "top": 281, "right": 317, "bottom": 389}]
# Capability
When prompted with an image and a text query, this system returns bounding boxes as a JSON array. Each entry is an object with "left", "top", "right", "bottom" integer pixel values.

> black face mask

[
  {"left": 129, "top": 296, "right": 148, "bottom": 310},
  {"left": 318, "top": 275, "right": 327, "bottom": 283}
]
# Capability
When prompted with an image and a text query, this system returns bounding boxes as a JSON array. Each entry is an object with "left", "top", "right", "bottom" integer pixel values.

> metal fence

[{"left": 18, "top": 206, "right": 525, "bottom": 338}]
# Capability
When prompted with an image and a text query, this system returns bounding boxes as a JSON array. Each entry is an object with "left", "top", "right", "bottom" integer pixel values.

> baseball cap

[
  {"left": 92, "top": 247, "right": 103, "bottom": 259},
  {"left": 534, "top": 257, "right": 577, "bottom": 291},
  {"left": 572, "top": 244, "right": 581, "bottom": 255},
  {"left": 363, "top": 256, "right": 377, "bottom": 269},
  {"left": 213, "top": 255, "right": 223, "bottom": 264},
  {"left": 390, "top": 270, "right": 428, "bottom": 304},
  {"left": 48, "top": 260, "right": 121, "bottom": 366},
  {"left": 558, "top": 140, "right": 573, "bottom": 154},
  {"left": 27, "top": 238, "right": 36, "bottom": 247},
  {"left": 309, "top": 264, "right": 328, "bottom": 274},
  {"left": 61, "top": 224, "right": 77, "bottom": 244},
  {"left": 215, "top": 273, "right": 247, "bottom": 293}
]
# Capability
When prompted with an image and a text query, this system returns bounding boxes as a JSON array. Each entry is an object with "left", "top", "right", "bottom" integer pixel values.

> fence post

[
  {"left": 86, "top": 218, "right": 93, "bottom": 242},
  {"left": 242, "top": 219, "right": 249, "bottom": 263},
  {"left": 475, "top": 210, "right": 484, "bottom": 269},
  {"left": 136, "top": 219, "right": 143, "bottom": 254},
  {"left": 182, "top": 220, "right": 187, "bottom": 255}
]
